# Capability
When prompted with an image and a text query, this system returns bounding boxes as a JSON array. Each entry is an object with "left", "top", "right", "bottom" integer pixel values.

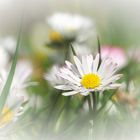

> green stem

[
  {"left": 92, "top": 92, "right": 97, "bottom": 113},
  {"left": 97, "top": 36, "right": 102, "bottom": 69},
  {"left": 126, "top": 69, "right": 130, "bottom": 92},
  {"left": 87, "top": 95, "right": 94, "bottom": 140},
  {"left": 64, "top": 45, "right": 70, "bottom": 60},
  {"left": 70, "top": 43, "right": 77, "bottom": 56},
  {"left": 87, "top": 95, "right": 92, "bottom": 113}
]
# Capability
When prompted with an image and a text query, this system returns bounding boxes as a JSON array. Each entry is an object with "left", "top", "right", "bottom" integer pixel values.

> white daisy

[
  {"left": 0, "top": 83, "right": 25, "bottom": 130},
  {"left": 47, "top": 13, "right": 94, "bottom": 44},
  {"left": 0, "top": 60, "right": 34, "bottom": 128},
  {"left": 47, "top": 54, "right": 122, "bottom": 96},
  {"left": 0, "top": 60, "right": 34, "bottom": 94},
  {"left": 0, "top": 91, "right": 24, "bottom": 128}
]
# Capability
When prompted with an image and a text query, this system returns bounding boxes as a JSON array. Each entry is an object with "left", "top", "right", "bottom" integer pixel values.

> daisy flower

[
  {"left": 47, "top": 54, "right": 122, "bottom": 96},
  {"left": 0, "top": 90, "right": 24, "bottom": 128},
  {"left": 0, "top": 60, "right": 34, "bottom": 129},
  {"left": 47, "top": 13, "right": 94, "bottom": 44}
]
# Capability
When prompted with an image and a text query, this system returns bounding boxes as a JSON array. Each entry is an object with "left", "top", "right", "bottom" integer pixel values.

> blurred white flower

[
  {"left": 12, "top": 60, "right": 34, "bottom": 91},
  {"left": 47, "top": 13, "right": 95, "bottom": 44},
  {"left": 47, "top": 54, "right": 122, "bottom": 96},
  {"left": 101, "top": 46, "right": 127, "bottom": 68},
  {"left": 0, "top": 60, "right": 34, "bottom": 129},
  {"left": 0, "top": 92, "right": 24, "bottom": 127}
]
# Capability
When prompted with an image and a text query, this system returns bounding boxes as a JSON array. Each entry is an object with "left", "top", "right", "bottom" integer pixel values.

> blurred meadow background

[{"left": 0, "top": 0, "right": 140, "bottom": 140}]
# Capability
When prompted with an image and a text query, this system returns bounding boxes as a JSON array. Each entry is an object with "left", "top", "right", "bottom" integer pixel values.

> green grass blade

[
  {"left": 97, "top": 36, "right": 102, "bottom": 69},
  {"left": 0, "top": 26, "right": 22, "bottom": 114},
  {"left": 70, "top": 43, "right": 77, "bottom": 56}
]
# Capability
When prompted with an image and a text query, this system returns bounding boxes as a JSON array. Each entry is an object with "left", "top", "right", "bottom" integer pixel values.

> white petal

[
  {"left": 92, "top": 53, "right": 100, "bottom": 73},
  {"left": 60, "top": 67, "right": 80, "bottom": 83},
  {"left": 82, "top": 56, "right": 89, "bottom": 74},
  {"left": 55, "top": 85, "right": 72, "bottom": 90},
  {"left": 86, "top": 55, "right": 93, "bottom": 73},
  {"left": 98, "top": 58, "right": 107, "bottom": 75},
  {"left": 80, "top": 91, "right": 89, "bottom": 96},
  {"left": 107, "top": 83, "right": 122, "bottom": 88},
  {"left": 62, "top": 91, "right": 78, "bottom": 96},
  {"left": 65, "top": 60, "right": 79, "bottom": 75},
  {"left": 59, "top": 72, "right": 80, "bottom": 86},
  {"left": 102, "top": 74, "right": 122, "bottom": 85},
  {"left": 73, "top": 56, "right": 84, "bottom": 76}
]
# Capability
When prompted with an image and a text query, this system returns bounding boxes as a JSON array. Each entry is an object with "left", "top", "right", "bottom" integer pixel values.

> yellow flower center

[
  {"left": 0, "top": 107, "right": 14, "bottom": 127},
  {"left": 49, "top": 31, "right": 63, "bottom": 42},
  {"left": 81, "top": 73, "right": 101, "bottom": 89}
]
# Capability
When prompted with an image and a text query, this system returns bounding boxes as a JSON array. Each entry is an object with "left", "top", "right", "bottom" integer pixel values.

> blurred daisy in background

[
  {"left": 101, "top": 46, "right": 127, "bottom": 68},
  {"left": 8, "top": 60, "right": 34, "bottom": 100},
  {"left": 0, "top": 60, "right": 34, "bottom": 131},
  {"left": 46, "top": 13, "right": 95, "bottom": 46},
  {"left": 0, "top": 90, "right": 24, "bottom": 129},
  {"left": 47, "top": 54, "right": 122, "bottom": 96}
]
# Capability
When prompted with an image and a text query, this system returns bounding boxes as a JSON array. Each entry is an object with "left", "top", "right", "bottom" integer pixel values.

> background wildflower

[
  {"left": 101, "top": 46, "right": 127, "bottom": 68},
  {"left": 47, "top": 13, "right": 95, "bottom": 45}
]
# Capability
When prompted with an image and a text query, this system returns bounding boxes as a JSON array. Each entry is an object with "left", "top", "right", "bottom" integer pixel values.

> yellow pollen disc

[
  {"left": 49, "top": 31, "right": 63, "bottom": 42},
  {"left": 0, "top": 107, "right": 14, "bottom": 127},
  {"left": 81, "top": 73, "right": 101, "bottom": 89}
]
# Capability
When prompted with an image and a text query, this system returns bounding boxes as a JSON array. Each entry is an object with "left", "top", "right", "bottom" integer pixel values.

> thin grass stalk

[{"left": 0, "top": 22, "right": 22, "bottom": 114}]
